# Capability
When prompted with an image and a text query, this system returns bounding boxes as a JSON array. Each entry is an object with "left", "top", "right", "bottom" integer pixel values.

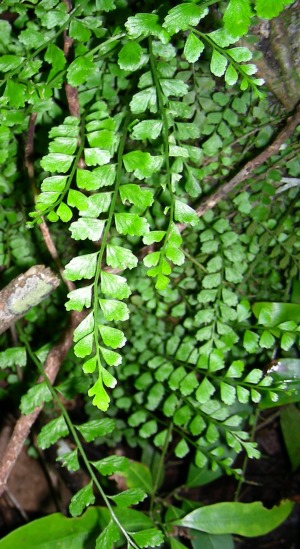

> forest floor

[{"left": 0, "top": 406, "right": 299, "bottom": 547}]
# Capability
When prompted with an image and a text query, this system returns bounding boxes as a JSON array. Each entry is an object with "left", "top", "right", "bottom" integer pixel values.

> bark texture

[{"left": 0, "top": 265, "right": 60, "bottom": 335}]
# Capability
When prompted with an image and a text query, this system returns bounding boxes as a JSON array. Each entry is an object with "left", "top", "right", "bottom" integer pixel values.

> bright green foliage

[{"left": 0, "top": 0, "right": 299, "bottom": 547}]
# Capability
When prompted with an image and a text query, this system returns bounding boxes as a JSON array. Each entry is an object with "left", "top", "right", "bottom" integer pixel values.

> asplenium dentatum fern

[{"left": 22, "top": 0, "right": 298, "bottom": 468}]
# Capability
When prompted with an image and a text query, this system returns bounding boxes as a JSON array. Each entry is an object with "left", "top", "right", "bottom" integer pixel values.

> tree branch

[
  {"left": 0, "top": 310, "right": 85, "bottom": 498},
  {"left": 0, "top": 265, "right": 60, "bottom": 335},
  {"left": 193, "top": 103, "right": 300, "bottom": 221}
]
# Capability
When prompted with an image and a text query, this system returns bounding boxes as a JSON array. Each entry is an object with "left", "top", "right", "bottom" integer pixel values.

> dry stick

[
  {"left": 0, "top": 265, "right": 60, "bottom": 335},
  {"left": 0, "top": 310, "right": 85, "bottom": 498},
  {"left": 25, "top": 113, "right": 75, "bottom": 293}
]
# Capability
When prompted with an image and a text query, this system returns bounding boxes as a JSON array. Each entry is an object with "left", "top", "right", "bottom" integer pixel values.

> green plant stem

[
  {"left": 17, "top": 324, "right": 140, "bottom": 549},
  {"left": 92, "top": 112, "right": 130, "bottom": 358},
  {"left": 149, "top": 421, "right": 173, "bottom": 520},
  {"left": 183, "top": 249, "right": 208, "bottom": 273},
  {"left": 148, "top": 37, "right": 176, "bottom": 280},
  {"left": 234, "top": 408, "right": 260, "bottom": 501}
]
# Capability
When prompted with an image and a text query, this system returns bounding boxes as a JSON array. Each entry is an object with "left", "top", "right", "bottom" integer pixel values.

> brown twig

[
  {"left": 0, "top": 266, "right": 60, "bottom": 335},
  {"left": 0, "top": 310, "right": 85, "bottom": 498},
  {"left": 193, "top": 103, "right": 300, "bottom": 221},
  {"left": 63, "top": 0, "right": 80, "bottom": 119},
  {"left": 25, "top": 113, "right": 75, "bottom": 293},
  {"left": 174, "top": 103, "right": 300, "bottom": 233}
]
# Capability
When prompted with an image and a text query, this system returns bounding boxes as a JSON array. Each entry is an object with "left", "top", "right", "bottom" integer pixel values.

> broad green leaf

[
  {"left": 280, "top": 405, "right": 300, "bottom": 471},
  {"left": 109, "top": 488, "right": 147, "bottom": 508},
  {"left": 57, "top": 449, "right": 80, "bottom": 472},
  {"left": 120, "top": 184, "right": 153, "bottom": 210},
  {"left": 255, "top": 0, "right": 292, "bottom": 18},
  {"left": 184, "top": 33, "right": 205, "bottom": 63},
  {"left": 175, "top": 438, "right": 189, "bottom": 458},
  {"left": 0, "top": 55, "right": 23, "bottom": 72},
  {"left": 118, "top": 41, "right": 146, "bottom": 71},
  {"left": 195, "top": 378, "right": 215, "bottom": 403},
  {"left": 225, "top": 64, "right": 238, "bottom": 85},
  {"left": 160, "top": 79, "right": 188, "bottom": 98},
  {"left": 69, "top": 481, "right": 95, "bottom": 517},
  {"left": 65, "top": 285, "right": 93, "bottom": 312},
  {"left": 64, "top": 252, "right": 98, "bottom": 280},
  {"left": 95, "top": 521, "right": 120, "bottom": 549},
  {"left": 165, "top": 245, "right": 185, "bottom": 266},
  {"left": 228, "top": 47, "right": 252, "bottom": 62},
  {"left": 96, "top": 0, "right": 116, "bottom": 11},
  {"left": 74, "top": 333, "right": 94, "bottom": 358},
  {"left": 69, "top": 19, "right": 91, "bottom": 42},
  {"left": 122, "top": 461, "right": 154, "bottom": 494},
  {"left": 202, "top": 133, "right": 223, "bottom": 156},
  {"left": 132, "top": 120, "right": 163, "bottom": 140},
  {"left": 174, "top": 200, "right": 199, "bottom": 226},
  {"left": 56, "top": 202, "right": 73, "bottom": 222},
  {"left": 0, "top": 347, "right": 26, "bottom": 368},
  {"left": 0, "top": 507, "right": 109, "bottom": 549},
  {"left": 36, "top": 191, "right": 60, "bottom": 210},
  {"left": 174, "top": 500, "right": 294, "bottom": 536},
  {"left": 190, "top": 532, "right": 234, "bottom": 549},
  {"left": 243, "top": 330, "right": 259, "bottom": 353},
  {"left": 77, "top": 164, "right": 116, "bottom": 190},
  {"left": 82, "top": 193, "right": 112, "bottom": 216},
  {"left": 223, "top": 0, "right": 252, "bottom": 38},
  {"left": 143, "top": 251, "right": 160, "bottom": 267},
  {"left": 82, "top": 356, "right": 97, "bottom": 374},
  {"left": 130, "top": 88, "right": 157, "bottom": 114},
  {"left": 131, "top": 528, "right": 165, "bottom": 547},
  {"left": 4, "top": 80, "right": 27, "bottom": 108},
  {"left": 106, "top": 245, "right": 138, "bottom": 270},
  {"left": 115, "top": 212, "right": 150, "bottom": 236},
  {"left": 143, "top": 231, "right": 166, "bottom": 245},
  {"left": 67, "top": 56, "right": 94, "bottom": 86},
  {"left": 73, "top": 313, "right": 94, "bottom": 343},
  {"left": 45, "top": 44, "right": 66, "bottom": 69},
  {"left": 37, "top": 415, "right": 69, "bottom": 450},
  {"left": 186, "top": 463, "right": 222, "bottom": 488},
  {"left": 76, "top": 418, "right": 115, "bottom": 442},
  {"left": 163, "top": 4, "right": 208, "bottom": 35},
  {"left": 41, "top": 153, "right": 74, "bottom": 173},
  {"left": 259, "top": 330, "right": 275, "bottom": 348},
  {"left": 210, "top": 50, "right": 228, "bottom": 77},
  {"left": 99, "top": 325, "right": 126, "bottom": 348},
  {"left": 220, "top": 382, "right": 236, "bottom": 405},
  {"left": 123, "top": 151, "right": 163, "bottom": 179},
  {"left": 69, "top": 218, "right": 105, "bottom": 241},
  {"left": 100, "top": 347, "right": 122, "bottom": 367},
  {"left": 76, "top": 169, "right": 103, "bottom": 191},
  {"left": 125, "top": 13, "right": 165, "bottom": 39},
  {"left": 225, "top": 360, "right": 244, "bottom": 378},
  {"left": 99, "top": 299, "right": 129, "bottom": 321},
  {"left": 243, "top": 369, "right": 263, "bottom": 383},
  {"left": 84, "top": 148, "right": 111, "bottom": 166},
  {"left": 20, "top": 382, "right": 52, "bottom": 415},
  {"left": 88, "top": 377, "right": 110, "bottom": 411},
  {"left": 252, "top": 302, "right": 300, "bottom": 328},
  {"left": 86, "top": 130, "right": 115, "bottom": 152},
  {"left": 41, "top": 175, "right": 68, "bottom": 193},
  {"left": 92, "top": 455, "right": 129, "bottom": 476},
  {"left": 67, "top": 189, "right": 89, "bottom": 210},
  {"left": 100, "top": 271, "right": 131, "bottom": 299}
]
